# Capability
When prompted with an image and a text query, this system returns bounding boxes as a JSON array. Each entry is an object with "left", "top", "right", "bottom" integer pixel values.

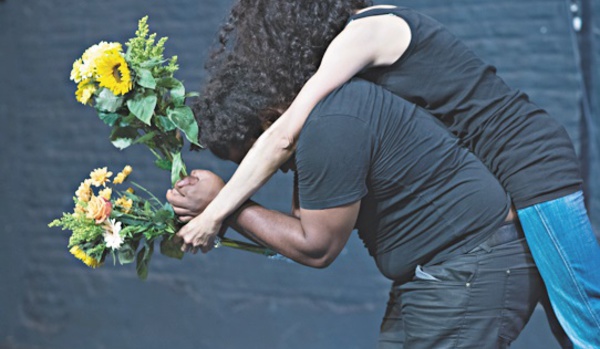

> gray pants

[{"left": 378, "top": 223, "right": 543, "bottom": 349}]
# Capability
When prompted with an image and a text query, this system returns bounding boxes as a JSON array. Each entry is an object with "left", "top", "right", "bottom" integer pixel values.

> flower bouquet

[
  {"left": 69, "top": 16, "right": 195, "bottom": 186},
  {"left": 50, "top": 17, "right": 281, "bottom": 279},
  {"left": 49, "top": 166, "right": 184, "bottom": 279}
]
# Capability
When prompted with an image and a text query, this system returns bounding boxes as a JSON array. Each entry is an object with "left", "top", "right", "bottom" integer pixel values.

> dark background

[{"left": 1, "top": 0, "right": 598, "bottom": 348}]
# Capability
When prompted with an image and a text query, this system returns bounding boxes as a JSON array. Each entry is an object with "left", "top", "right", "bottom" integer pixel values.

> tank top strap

[{"left": 346, "top": 6, "right": 406, "bottom": 25}]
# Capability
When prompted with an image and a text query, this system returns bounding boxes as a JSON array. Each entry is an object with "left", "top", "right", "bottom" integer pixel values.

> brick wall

[{"left": 1, "top": 0, "right": 596, "bottom": 348}]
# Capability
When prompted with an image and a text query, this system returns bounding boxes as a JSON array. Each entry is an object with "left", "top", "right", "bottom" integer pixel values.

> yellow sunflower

[{"left": 96, "top": 52, "right": 132, "bottom": 95}]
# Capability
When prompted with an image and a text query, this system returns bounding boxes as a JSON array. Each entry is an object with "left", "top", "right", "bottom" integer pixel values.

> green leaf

[
  {"left": 127, "top": 91, "right": 157, "bottom": 125},
  {"left": 167, "top": 106, "right": 200, "bottom": 146},
  {"left": 153, "top": 208, "right": 174, "bottom": 224},
  {"left": 135, "top": 68, "right": 157, "bottom": 89},
  {"left": 170, "top": 151, "right": 186, "bottom": 186},
  {"left": 119, "top": 113, "right": 138, "bottom": 127},
  {"left": 156, "top": 115, "right": 177, "bottom": 132},
  {"left": 155, "top": 158, "right": 172, "bottom": 171},
  {"left": 185, "top": 91, "right": 200, "bottom": 98},
  {"left": 139, "top": 58, "right": 165, "bottom": 69},
  {"left": 135, "top": 241, "right": 154, "bottom": 280},
  {"left": 160, "top": 237, "right": 184, "bottom": 260},
  {"left": 110, "top": 126, "right": 139, "bottom": 150},
  {"left": 95, "top": 88, "right": 124, "bottom": 112},
  {"left": 143, "top": 200, "right": 152, "bottom": 214},
  {"left": 133, "top": 131, "right": 156, "bottom": 147},
  {"left": 98, "top": 112, "right": 121, "bottom": 127},
  {"left": 117, "top": 243, "right": 137, "bottom": 264},
  {"left": 157, "top": 77, "right": 185, "bottom": 105}
]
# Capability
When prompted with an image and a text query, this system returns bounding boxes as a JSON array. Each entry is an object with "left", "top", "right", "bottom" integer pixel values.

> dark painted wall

[{"left": 0, "top": 0, "right": 597, "bottom": 348}]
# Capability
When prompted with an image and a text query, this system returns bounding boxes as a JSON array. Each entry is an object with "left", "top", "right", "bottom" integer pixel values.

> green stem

[{"left": 217, "top": 237, "right": 278, "bottom": 257}]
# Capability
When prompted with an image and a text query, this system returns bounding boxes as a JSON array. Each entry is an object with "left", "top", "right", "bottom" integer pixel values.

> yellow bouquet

[
  {"left": 69, "top": 16, "right": 196, "bottom": 186},
  {"left": 49, "top": 166, "right": 185, "bottom": 279},
  {"left": 50, "top": 17, "right": 282, "bottom": 279}
]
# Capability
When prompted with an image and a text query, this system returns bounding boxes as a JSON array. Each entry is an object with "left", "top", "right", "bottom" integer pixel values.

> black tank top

[{"left": 349, "top": 7, "right": 582, "bottom": 208}]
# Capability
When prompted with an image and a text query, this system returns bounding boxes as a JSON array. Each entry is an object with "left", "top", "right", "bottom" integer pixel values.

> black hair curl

[
  {"left": 197, "top": 0, "right": 373, "bottom": 158},
  {"left": 193, "top": 61, "right": 281, "bottom": 159},
  {"left": 206, "top": 0, "right": 372, "bottom": 103}
]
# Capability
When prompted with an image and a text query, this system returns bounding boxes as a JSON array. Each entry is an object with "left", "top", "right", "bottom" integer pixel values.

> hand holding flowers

[{"left": 50, "top": 17, "right": 284, "bottom": 279}]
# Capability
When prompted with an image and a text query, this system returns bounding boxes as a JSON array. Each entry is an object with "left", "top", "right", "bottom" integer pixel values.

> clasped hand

[{"left": 166, "top": 170, "right": 225, "bottom": 254}]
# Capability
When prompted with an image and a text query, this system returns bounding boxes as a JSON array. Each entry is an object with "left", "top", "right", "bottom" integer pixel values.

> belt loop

[{"left": 478, "top": 241, "right": 492, "bottom": 253}]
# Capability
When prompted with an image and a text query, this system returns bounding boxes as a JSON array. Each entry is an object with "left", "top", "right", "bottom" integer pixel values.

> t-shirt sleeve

[{"left": 296, "top": 114, "right": 373, "bottom": 210}]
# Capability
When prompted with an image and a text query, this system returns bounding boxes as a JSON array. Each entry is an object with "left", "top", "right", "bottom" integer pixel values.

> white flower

[{"left": 103, "top": 219, "right": 124, "bottom": 250}]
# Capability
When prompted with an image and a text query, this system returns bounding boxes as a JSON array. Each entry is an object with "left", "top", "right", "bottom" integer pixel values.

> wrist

[
  {"left": 224, "top": 200, "right": 257, "bottom": 227},
  {"left": 201, "top": 200, "right": 228, "bottom": 224}
]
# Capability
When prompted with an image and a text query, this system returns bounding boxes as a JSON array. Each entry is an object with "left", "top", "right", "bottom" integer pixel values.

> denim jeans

[
  {"left": 517, "top": 191, "right": 600, "bottom": 349},
  {"left": 378, "top": 223, "right": 542, "bottom": 349}
]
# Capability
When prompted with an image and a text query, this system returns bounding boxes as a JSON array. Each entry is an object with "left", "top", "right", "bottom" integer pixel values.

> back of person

[
  {"left": 296, "top": 78, "right": 511, "bottom": 282},
  {"left": 353, "top": 6, "right": 582, "bottom": 209}
]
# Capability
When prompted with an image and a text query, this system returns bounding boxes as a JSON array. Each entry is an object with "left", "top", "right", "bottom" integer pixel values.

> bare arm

[
  {"left": 188, "top": 12, "right": 411, "bottom": 242},
  {"left": 178, "top": 194, "right": 361, "bottom": 268}
]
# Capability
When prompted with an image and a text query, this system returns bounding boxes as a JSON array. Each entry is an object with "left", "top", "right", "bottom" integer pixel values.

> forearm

[
  {"left": 201, "top": 122, "right": 295, "bottom": 223},
  {"left": 226, "top": 202, "right": 338, "bottom": 268}
]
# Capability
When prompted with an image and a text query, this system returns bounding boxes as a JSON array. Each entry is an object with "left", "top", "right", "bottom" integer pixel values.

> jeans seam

[
  {"left": 533, "top": 203, "right": 600, "bottom": 329},
  {"left": 453, "top": 255, "right": 479, "bottom": 348}
]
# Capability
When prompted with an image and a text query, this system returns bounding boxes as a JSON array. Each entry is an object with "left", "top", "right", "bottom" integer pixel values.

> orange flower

[{"left": 86, "top": 195, "right": 112, "bottom": 223}]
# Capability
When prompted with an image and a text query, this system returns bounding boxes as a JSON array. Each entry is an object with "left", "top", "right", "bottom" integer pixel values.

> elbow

[
  {"left": 260, "top": 122, "right": 296, "bottom": 152},
  {"left": 309, "top": 256, "right": 335, "bottom": 269},
  {"left": 301, "top": 248, "right": 338, "bottom": 269}
]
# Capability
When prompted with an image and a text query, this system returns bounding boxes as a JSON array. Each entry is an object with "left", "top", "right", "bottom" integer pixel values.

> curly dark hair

[
  {"left": 206, "top": 0, "right": 372, "bottom": 103},
  {"left": 193, "top": 61, "right": 282, "bottom": 159},
  {"left": 196, "top": 0, "right": 373, "bottom": 158}
]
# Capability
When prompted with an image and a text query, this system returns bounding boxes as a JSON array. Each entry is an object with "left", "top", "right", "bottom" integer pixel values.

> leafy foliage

[{"left": 70, "top": 16, "right": 200, "bottom": 186}]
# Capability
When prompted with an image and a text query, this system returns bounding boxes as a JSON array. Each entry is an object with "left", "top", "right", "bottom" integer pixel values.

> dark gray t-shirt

[
  {"left": 296, "top": 79, "right": 510, "bottom": 282},
  {"left": 351, "top": 7, "right": 582, "bottom": 209}
]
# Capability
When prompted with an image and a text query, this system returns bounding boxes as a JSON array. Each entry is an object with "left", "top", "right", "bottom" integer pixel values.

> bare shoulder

[{"left": 346, "top": 5, "right": 411, "bottom": 66}]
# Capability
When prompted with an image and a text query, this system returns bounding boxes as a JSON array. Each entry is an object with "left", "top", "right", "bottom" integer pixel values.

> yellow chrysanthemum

[
  {"left": 99, "top": 187, "right": 112, "bottom": 201},
  {"left": 96, "top": 51, "right": 132, "bottom": 95},
  {"left": 75, "top": 79, "right": 97, "bottom": 105},
  {"left": 126, "top": 188, "right": 135, "bottom": 194},
  {"left": 115, "top": 196, "right": 133, "bottom": 214},
  {"left": 81, "top": 42, "right": 122, "bottom": 63},
  {"left": 113, "top": 165, "right": 133, "bottom": 184},
  {"left": 75, "top": 179, "right": 93, "bottom": 202},
  {"left": 89, "top": 167, "right": 113, "bottom": 187},
  {"left": 70, "top": 58, "right": 84, "bottom": 83},
  {"left": 69, "top": 246, "right": 102, "bottom": 268}
]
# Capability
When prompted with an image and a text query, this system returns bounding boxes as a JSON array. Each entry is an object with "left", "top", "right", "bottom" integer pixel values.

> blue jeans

[{"left": 517, "top": 191, "right": 600, "bottom": 349}]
